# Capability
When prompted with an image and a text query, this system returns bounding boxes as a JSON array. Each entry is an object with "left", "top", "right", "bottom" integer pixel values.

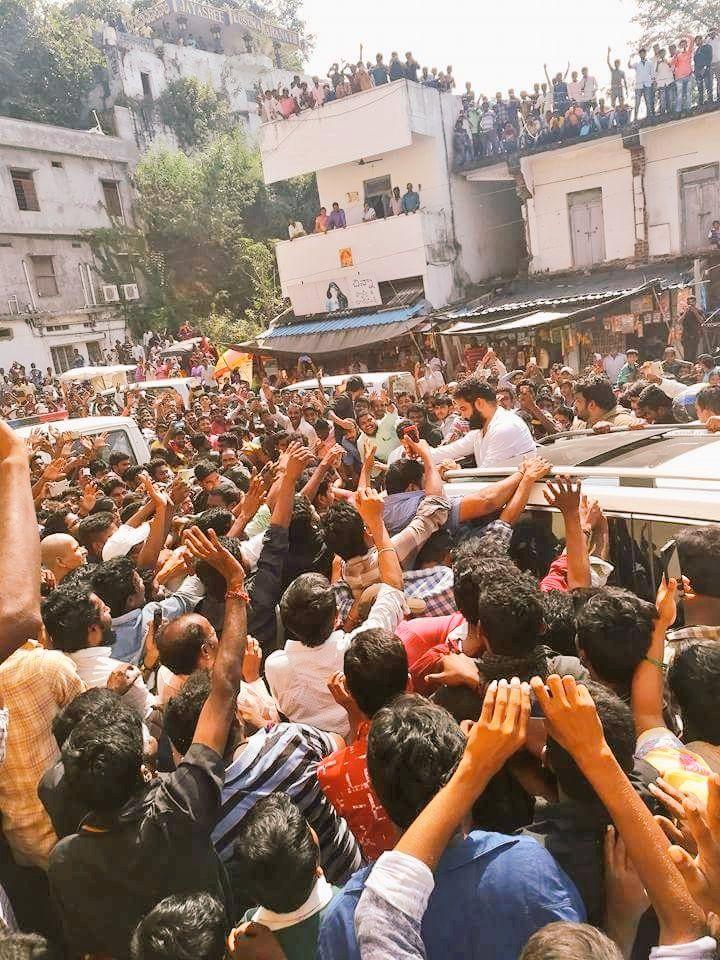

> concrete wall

[
  {"left": 520, "top": 112, "right": 720, "bottom": 274},
  {"left": 641, "top": 112, "right": 720, "bottom": 257},
  {"left": 521, "top": 137, "right": 634, "bottom": 274},
  {"left": 0, "top": 312, "right": 127, "bottom": 372}
]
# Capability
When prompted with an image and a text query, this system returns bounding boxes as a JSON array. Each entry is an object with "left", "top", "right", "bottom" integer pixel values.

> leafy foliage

[
  {"left": 0, "top": 0, "right": 103, "bottom": 127},
  {"left": 157, "top": 77, "right": 234, "bottom": 151},
  {"left": 633, "top": 0, "right": 720, "bottom": 46},
  {"left": 86, "top": 130, "right": 315, "bottom": 339}
]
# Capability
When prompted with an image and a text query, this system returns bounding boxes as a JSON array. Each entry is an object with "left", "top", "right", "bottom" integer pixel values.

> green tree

[
  {"left": 157, "top": 77, "right": 234, "bottom": 151},
  {"left": 0, "top": 0, "right": 103, "bottom": 127},
  {"left": 86, "top": 130, "right": 292, "bottom": 339},
  {"left": 633, "top": 0, "right": 720, "bottom": 45}
]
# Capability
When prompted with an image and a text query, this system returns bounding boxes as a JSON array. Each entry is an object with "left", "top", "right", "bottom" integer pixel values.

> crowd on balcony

[
  {"left": 257, "top": 33, "right": 720, "bottom": 166},
  {"left": 287, "top": 185, "right": 422, "bottom": 240}
]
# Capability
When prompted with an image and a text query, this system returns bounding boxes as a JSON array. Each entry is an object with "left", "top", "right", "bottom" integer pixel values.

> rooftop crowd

[
  {"left": 257, "top": 34, "right": 720, "bottom": 166},
  {"left": 1, "top": 295, "right": 720, "bottom": 960}
]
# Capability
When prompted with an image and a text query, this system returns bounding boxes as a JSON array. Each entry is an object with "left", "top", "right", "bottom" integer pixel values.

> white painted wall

[
  {"left": 521, "top": 137, "right": 634, "bottom": 274},
  {"left": 641, "top": 112, "right": 720, "bottom": 257},
  {"left": 0, "top": 312, "right": 127, "bottom": 373}
]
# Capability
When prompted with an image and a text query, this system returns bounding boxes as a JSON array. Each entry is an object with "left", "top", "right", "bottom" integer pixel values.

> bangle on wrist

[
  {"left": 377, "top": 546, "right": 395, "bottom": 556},
  {"left": 644, "top": 654, "right": 667, "bottom": 672},
  {"left": 226, "top": 588, "right": 249, "bottom": 604}
]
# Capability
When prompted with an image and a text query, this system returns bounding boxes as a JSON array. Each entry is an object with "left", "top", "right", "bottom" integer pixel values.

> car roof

[
  {"left": 125, "top": 378, "right": 200, "bottom": 390},
  {"left": 13, "top": 415, "right": 139, "bottom": 437},
  {"left": 534, "top": 426, "right": 720, "bottom": 469},
  {"left": 281, "top": 371, "right": 411, "bottom": 391}
]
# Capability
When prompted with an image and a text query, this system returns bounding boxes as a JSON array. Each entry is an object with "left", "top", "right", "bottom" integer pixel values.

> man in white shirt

[
  {"left": 628, "top": 48, "right": 655, "bottom": 118},
  {"left": 427, "top": 376, "right": 535, "bottom": 468},
  {"left": 579, "top": 67, "right": 598, "bottom": 105},
  {"left": 602, "top": 350, "right": 626, "bottom": 384},
  {"left": 265, "top": 489, "right": 405, "bottom": 737},
  {"left": 287, "top": 403, "right": 319, "bottom": 448}
]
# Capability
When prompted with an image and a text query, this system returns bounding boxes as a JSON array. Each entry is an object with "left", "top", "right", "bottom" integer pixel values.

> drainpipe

[{"left": 21, "top": 260, "right": 37, "bottom": 311}]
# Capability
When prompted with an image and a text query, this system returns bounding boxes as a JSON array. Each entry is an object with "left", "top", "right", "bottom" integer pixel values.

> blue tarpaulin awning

[{"left": 255, "top": 303, "right": 428, "bottom": 355}]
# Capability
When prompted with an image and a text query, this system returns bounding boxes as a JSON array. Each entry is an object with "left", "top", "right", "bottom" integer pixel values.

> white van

[
  {"left": 122, "top": 377, "right": 201, "bottom": 411},
  {"left": 13, "top": 415, "right": 151, "bottom": 465},
  {"left": 281, "top": 371, "right": 418, "bottom": 400},
  {"left": 443, "top": 424, "right": 720, "bottom": 601}
]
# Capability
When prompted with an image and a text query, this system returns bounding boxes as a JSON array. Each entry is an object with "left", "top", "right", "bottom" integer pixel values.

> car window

[{"left": 101, "top": 429, "right": 137, "bottom": 464}]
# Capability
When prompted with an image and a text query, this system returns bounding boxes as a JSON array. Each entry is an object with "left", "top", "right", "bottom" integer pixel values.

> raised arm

[
  {"left": 301, "top": 445, "right": 343, "bottom": 504},
  {"left": 356, "top": 487, "right": 402, "bottom": 590},
  {"left": 499, "top": 456, "right": 551, "bottom": 527},
  {"left": 631, "top": 577, "right": 676, "bottom": 736},
  {"left": 135, "top": 475, "right": 170, "bottom": 571},
  {"left": 532, "top": 675, "right": 706, "bottom": 947},
  {"left": 607, "top": 46, "right": 613, "bottom": 70},
  {"left": 0, "top": 421, "right": 42, "bottom": 659},
  {"left": 403, "top": 437, "right": 444, "bottom": 497},
  {"left": 543, "top": 63, "right": 551, "bottom": 84},
  {"left": 542, "top": 477, "right": 591, "bottom": 590}
]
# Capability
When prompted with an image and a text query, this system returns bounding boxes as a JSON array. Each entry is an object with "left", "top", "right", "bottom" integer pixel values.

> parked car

[
  {"left": 122, "top": 377, "right": 201, "bottom": 411},
  {"left": 280, "top": 371, "right": 418, "bottom": 400},
  {"left": 13, "top": 415, "right": 151, "bottom": 465},
  {"left": 443, "top": 424, "right": 720, "bottom": 600}
]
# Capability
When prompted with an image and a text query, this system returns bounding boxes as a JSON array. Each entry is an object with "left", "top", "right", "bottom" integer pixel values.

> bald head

[
  {"left": 156, "top": 613, "right": 218, "bottom": 677},
  {"left": 41, "top": 534, "right": 87, "bottom": 583}
]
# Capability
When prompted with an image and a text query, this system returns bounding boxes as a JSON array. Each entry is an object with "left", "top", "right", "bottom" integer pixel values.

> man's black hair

[
  {"left": 42, "top": 510, "right": 73, "bottom": 536},
  {"left": 637, "top": 384, "right": 674, "bottom": 417},
  {"left": 147, "top": 457, "right": 170, "bottom": 480},
  {"left": 415, "top": 529, "right": 453, "bottom": 568},
  {"left": 88, "top": 458, "right": 109, "bottom": 478},
  {"left": 517, "top": 378, "right": 538, "bottom": 397},
  {"left": 541, "top": 589, "right": 578, "bottom": 657},
  {"left": 194, "top": 461, "right": 218, "bottom": 482},
  {"left": 575, "top": 587, "right": 657, "bottom": 686},
  {"left": 130, "top": 893, "right": 227, "bottom": 960},
  {"left": 367, "top": 694, "right": 464, "bottom": 829},
  {"left": 75, "top": 512, "right": 115, "bottom": 549},
  {"left": 322, "top": 501, "right": 367, "bottom": 561},
  {"left": 41, "top": 585, "right": 100, "bottom": 654},
  {"left": 279, "top": 573, "right": 337, "bottom": 647},
  {"left": 345, "top": 376, "right": 364, "bottom": 394},
  {"left": 344, "top": 628, "right": 408, "bottom": 718},
  {"left": 195, "top": 537, "right": 245, "bottom": 601},
  {"left": 91, "top": 496, "right": 117, "bottom": 516},
  {"left": 407, "top": 402, "right": 426, "bottom": 418},
  {"left": 217, "top": 432, "right": 239, "bottom": 449},
  {"left": 385, "top": 459, "right": 424, "bottom": 495},
  {"left": 669, "top": 641, "right": 720, "bottom": 744},
  {"left": 547, "top": 680, "right": 634, "bottom": 804},
  {"left": 315, "top": 418, "right": 330, "bottom": 439},
  {"left": 476, "top": 570, "right": 545, "bottom": 656},
  {"left": 677, "top": 524, "right": 720, "bottom": 598},
  {"left": 108, "top": 451, "right": 131, "bottom": 469},
  {"left": 164, "top": 670, "right": 210, "bottom": 755},
  {"left": 124, "top": 465, "right": 145, "bottom": 486},
  {"left": 574, "top": 376, "right": 615, "bottom": 413},
  {"left": 196, "top": 508, "right": 234, "bottom": 537},
  {"left": 233, "top": 794, "right": 319, "bottom": 914},
  {"left": 223, "top": 467, "right": 249, "bottom": 493},
  {"left": 189, "top": 432, "right": 211, "bottom": 453},
  {"left": 697, "top": 385, "right": 720, "bottom": 415},
  {"left": 62, "top": 699, "right": 144, "bottom": 814},
  {"left": 52, "top": 688, "right": 119, "bottom": 749},
  {"left": 454, "top": 375, "right": 496, "bottom": 405},
  {"left": 452, "top": 555, "right": 517, "bottom": 625},
  {"left": 89, "top": 557, "right": 139, "bottom": 618}
]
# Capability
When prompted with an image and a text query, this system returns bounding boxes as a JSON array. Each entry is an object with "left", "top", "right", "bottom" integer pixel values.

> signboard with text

[{"left": 288, "top": 272, "right": 382, "bottom": 317}]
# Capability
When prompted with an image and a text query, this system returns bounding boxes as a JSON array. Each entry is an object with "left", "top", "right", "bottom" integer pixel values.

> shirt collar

[
  {"left": 112, "top": 608, "right": 143, "bottom": 627},
  {"left": 251, "top": 875, "right": 334, "bottom": 931},
  {"left": 71, "top": 646, "right": 112, "bottom": 662}
]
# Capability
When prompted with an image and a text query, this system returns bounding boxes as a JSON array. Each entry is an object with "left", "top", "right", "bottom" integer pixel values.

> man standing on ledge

[
  {"left": 402, "top": 183, "right": 421, "bottom": 214},
  {"left": 427, "top": 376, "right": 535, "bottom": 468}
]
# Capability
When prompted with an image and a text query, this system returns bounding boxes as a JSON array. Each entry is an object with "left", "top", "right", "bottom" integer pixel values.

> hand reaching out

[
  {"left": 521, "top": 455, "right": 551, "bottom": 482},
  {"left": 543, "top": 476, "right": 582, "bottom": 516},
  {"left": 530, "top": 675, "right": 607, "bottom": 761},
  {"left": 355, "top": 485, "right": 385, "bottom": 529},
  {"left": 461, "top": 677, "right": 531, "bottom": 780},
  {"left": 668, "top": 775, "right": 720, "bottom": 916},
  {"left": 242, "top": 635, "right": 262, "bottom": 683},
  {"left": 183, "top": 525, "right": 245, "bottom": 589}
]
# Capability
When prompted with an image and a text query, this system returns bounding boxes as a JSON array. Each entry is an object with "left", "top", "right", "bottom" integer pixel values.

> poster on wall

[
  {"left": 347, "top": 274, "right": 381, "bottom": 309},
  {"left": 288, "top": 272, "right": 383, "bottom": 316},
  {"left": 339, "top": 248, "right": 354, "bottom": 268}
]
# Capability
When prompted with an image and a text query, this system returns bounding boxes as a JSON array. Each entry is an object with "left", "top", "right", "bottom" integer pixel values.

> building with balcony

[
  {"left": 92, "top": 0, "right": 309, "bottom": 150},
  {"left": 435, "top": 108, "right": 720, "bottom": 371},
  {"left": 255, "top": 80, "right": 524, "bottom": 359},
  {"left": 0, "top": 108, "right": 139, "bottom": 372}
]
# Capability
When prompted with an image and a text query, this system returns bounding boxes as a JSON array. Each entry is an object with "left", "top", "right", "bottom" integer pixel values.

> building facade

[
  {"left": 92, "top": 0, "right": 308, "bottom": 150},
  {"left": 255, "top": 79, "right": 523, "bottom": 357},
  {"left": 0, "top": 108, "right": 139, "bottom": 372}
]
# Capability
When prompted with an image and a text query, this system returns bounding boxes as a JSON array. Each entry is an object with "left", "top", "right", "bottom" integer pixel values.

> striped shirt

[{"left": 212, "top": 723, "right": 361, "bottom": 885}]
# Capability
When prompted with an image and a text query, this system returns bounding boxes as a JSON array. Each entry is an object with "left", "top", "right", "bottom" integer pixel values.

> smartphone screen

[{"left": 659, "top": 538, "right": 677, "bottom": 584}]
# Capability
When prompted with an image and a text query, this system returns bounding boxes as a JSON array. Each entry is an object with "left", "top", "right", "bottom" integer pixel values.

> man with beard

[
  {"left": 42, "top": 585, "right": 154, "bottom": 719},
  {"left": 428, "top": 376, "right": 535, "bottom": 468}
]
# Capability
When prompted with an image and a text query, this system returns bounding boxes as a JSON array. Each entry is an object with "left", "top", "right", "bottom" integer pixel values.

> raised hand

[
  {"left": 242, "top": 635, "right": 262, "bottom": 683},
  {"left": 522, "top": 455, "right": 552, "bottom": 482},
  {"left": 668, "top": 775, "right": 720, "bottom": 915},
  {"left": 543, "top": 476, "right": 581, "bottom": 515},
  {"left": 183, "top": 525, "right": 245, "bottom": 588},
  {"left": 355, "top": 485, "right": 385, "bottom": 528},
  {"left": 462, "top": 677, "right": 531, "bottom": 778},
  {"left": 530, "top": 675, "right": 606, "bottom": 760}
]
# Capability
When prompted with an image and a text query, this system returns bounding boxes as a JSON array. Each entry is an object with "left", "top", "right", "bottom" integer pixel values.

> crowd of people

[
  {"left": 257, "top": 34, "right": 720, "bottom": 166},
  {"left": 2, "top": 302, "right": 720, "bottom": 960}
]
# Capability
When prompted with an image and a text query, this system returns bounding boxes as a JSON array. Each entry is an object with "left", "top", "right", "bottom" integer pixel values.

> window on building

[
  {"left": 30, "top": 255, "right": 59, "bottom": 297},
  {"left": 51, "top": 345, "right": 77, "bottom": 373},
  {"left": 0, "top": 329, "right": 14, "bottom": 341},
  {"left": 101, "top": 180, "right": 124, "bottom": 220},
  {"left": 51, "top": 160, "right": 63, "bottom": 169},
  {"left": 10, "top": 169, "right": 40, "bottom": 212},
  {"left": 568, "top": 188, "right": 605, "bottom": 268},
  {"left": 140, "top": 72, "right": 152, "bottom": 98},
  {"left": 87, "top": 341, "right": 102, "bottom": 364},
  {"left": 363, "top": 175, "right": 392, "bottom": 218},
  {"left": 680, "top": 164, "right": 719, "bottom": 252}
]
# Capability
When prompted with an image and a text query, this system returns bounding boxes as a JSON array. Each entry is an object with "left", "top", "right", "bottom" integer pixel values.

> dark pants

[{"left": 695, "top": 68, "right": 712, "bottom": 104}]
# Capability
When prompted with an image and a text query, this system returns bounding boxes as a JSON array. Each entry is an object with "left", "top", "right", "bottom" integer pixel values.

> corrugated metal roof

[
  {"left": 435, "top": 260, "right": 693, "bottom": 321},
  {"left": 262, "top": 304, "right": 424, "bottom": 339}
]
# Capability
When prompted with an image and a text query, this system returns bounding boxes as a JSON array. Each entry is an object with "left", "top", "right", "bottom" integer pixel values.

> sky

[{"left": 301, "top": 0, "right": 642, "bottom": 97}]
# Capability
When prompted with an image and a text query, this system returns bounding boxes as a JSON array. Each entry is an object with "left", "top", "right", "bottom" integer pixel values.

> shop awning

[
  {"left": 248, "top": 304, "right": 428, "bottom": 355},
  {"left": 439, "top": 310, "right": 571, "bottom": 337}
]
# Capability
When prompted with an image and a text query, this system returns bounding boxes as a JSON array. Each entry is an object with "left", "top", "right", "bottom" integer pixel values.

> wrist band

[
  {"left": 644, "top": 655, "right": 667, "bottom": 672},
  {"left": 377, "top": 547, "right": 395, "bottom": 556},
  {"left": 226, "top": 588, "right": 250, "bottom": 604}
]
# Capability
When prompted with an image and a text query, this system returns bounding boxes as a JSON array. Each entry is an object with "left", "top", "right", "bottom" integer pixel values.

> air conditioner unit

[
  {"left": 102, "top": 284, "right": 120, "bottom": 302},
  {"left": 122, "top": 283, "right": 140, "bottom": 301}
]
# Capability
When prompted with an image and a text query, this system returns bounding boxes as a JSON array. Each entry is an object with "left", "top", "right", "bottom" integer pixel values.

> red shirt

[
  {"left": 396, "top": 612, "right": 466, "bottom": 696},
  {"left": 539, "top": 554, "right": 569, "bottom": 593},
  {"left": 316, "top": 722, "right": 395, "bottom": 863}
]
